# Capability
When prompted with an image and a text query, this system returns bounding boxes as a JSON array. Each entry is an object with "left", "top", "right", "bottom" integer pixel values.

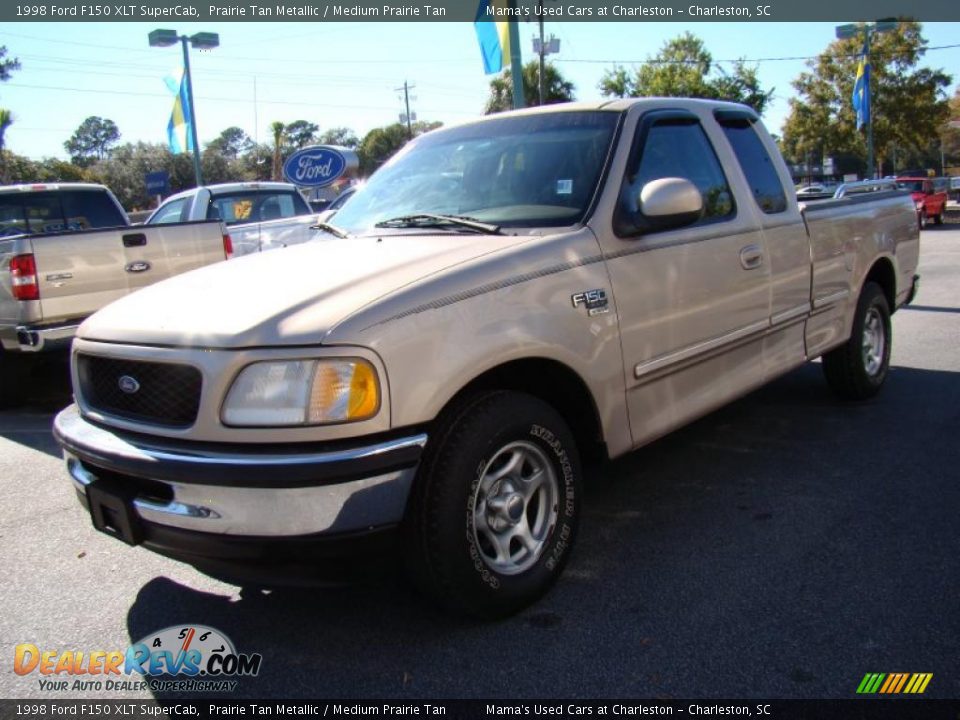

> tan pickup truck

[
  {"left": 54, "top": 99, "right": 920, "bottom": 617},
  {"left": 1, "top": 185, "right": 232, "bottom": 404}
]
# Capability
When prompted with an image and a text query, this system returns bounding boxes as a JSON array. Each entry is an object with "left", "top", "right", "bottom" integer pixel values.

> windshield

[
  {"left": 332, "top": 111, "right": 620, "bottom": 234},
  {"left": 896, "top": 180, "right": 925, "bottom": 193}
]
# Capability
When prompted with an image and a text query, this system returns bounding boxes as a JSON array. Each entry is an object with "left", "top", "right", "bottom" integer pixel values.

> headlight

[{"left": 222, "top": 359, "right": 380, "bottom": 426}]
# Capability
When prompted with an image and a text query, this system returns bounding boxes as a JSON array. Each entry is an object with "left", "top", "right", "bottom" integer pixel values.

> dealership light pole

[
  {"left": 148, "top": 29, "right": 219, "bottom": 187},
  {"left": 835, "top": 19, "right": 897, "bottom": 179}
]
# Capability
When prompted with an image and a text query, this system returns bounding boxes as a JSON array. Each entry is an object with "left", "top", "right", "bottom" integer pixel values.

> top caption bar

[{"left": 5, "top": 0, "right": 960, "bottom": 21}]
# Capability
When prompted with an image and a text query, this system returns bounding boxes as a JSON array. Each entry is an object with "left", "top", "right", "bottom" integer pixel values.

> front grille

[{"left": 77, "top": 355, "right": 202, "bottom": 428}]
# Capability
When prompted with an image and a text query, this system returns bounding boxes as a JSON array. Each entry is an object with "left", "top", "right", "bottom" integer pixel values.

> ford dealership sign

[{"left": 283, "top": 146, "right": 357, "bottom": 187}]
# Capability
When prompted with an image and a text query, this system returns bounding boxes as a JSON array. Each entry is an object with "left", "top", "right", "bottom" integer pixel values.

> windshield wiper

[
  {"left": 311, "top": 221, "right": 349, "bottom": 238},
  {"left": 374, "top": 214, "right": 502, "bottom": 235}
]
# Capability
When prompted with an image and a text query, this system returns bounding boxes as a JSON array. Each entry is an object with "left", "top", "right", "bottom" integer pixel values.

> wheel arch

[
  {"left": 862, "top": 256, "right": 897, "bottom": 312},
  {"left": 433, "top": 357, "right": 608, "bottom": 463}
]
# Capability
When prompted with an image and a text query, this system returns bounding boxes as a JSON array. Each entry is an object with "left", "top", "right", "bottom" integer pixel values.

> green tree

[
  {"left": 207, "top": 126, "right": 252, "bottom": 159},
  {"left": 239, "top": 142, "right": 273, "bottom": 181},
  {"left": 940, "top": 88, "right": 960, "bottom": 170},
  {"left": 319, "top": 127, "right": 359, "bottom": 148},
  {"left": 598, "top": 33, "right": 773, "bottom": 115},
  {"left": 485, "top": 61, "right": 575, "bottom": 114},
  {"left": 357, "top": 121, "right": 442, "bottom": 176},
  {"left": 64, "top": 116, "right": 120, "bottom": 167},
  {"left": 284, "top": 120, "right": 318, "bottom": 150},
  {"left": 0, "top": 109, "right": 13, "bottom": 183},
  {"left": 0, "top": 46, "right": 20, "bottom": 82},
  {"left": 781, "top": 21, "right": 951, "bottom": 177},
  {"left": 270, "top": 121, "right": 285, "bottom": 181}
]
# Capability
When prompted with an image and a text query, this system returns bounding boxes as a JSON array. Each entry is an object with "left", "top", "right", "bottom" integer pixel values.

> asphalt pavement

[{"left": 1, "top": 224, "right": 958, "bottom": 701}]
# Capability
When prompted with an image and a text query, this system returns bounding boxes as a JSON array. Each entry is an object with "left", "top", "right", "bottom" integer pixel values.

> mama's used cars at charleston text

[{"left": 54, "top": 99, "right": 920, "bottom": 617}]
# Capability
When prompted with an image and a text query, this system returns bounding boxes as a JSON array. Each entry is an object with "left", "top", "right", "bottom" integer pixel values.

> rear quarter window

[{"left": 716, "top": 115, "right": 787, "bottom": 215}]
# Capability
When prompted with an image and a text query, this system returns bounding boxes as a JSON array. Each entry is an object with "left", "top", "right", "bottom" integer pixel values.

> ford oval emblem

[
  {"left": 125, "top": 261, "right": 151, "bottom": 273},
  {"left": 283, "top": 146, "right": 348, "bottom": 188},
  {"left": 118, "top": 375, "right": 140, "bottom": 394}
]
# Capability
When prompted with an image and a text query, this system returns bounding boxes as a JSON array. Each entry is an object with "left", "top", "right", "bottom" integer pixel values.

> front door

[{"left": 595, "top": 108, "right": 772, "bottom": 447}]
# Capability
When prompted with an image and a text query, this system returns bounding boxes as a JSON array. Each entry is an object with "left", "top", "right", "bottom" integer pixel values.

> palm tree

[
  {"left": 0, "top": 109, "right": 12, "bottom": 184},
  {"left": 485, "top": 61, "right": 575, "bottom": 114},
  {"left": 270, "top": 121, "right": 285, "bottom": 181}
]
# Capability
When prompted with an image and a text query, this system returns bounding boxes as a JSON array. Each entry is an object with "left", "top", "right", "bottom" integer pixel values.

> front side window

[
  {"left": 331, "top": 111, "right": 620, "bottom": 234},
  {"left": 617, "top": 117, "right": 734, "bottom": 235},
  {"left": 717, "top": 116, "right": 787, "bottom": 215},
  {"left": 148, "top": 198, "right": 189, "bottom": 224}
]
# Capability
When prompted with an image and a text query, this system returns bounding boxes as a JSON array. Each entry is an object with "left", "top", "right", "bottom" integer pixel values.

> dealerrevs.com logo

[{"left": 14, "top": 625, "right": 262, "bottom": 693}]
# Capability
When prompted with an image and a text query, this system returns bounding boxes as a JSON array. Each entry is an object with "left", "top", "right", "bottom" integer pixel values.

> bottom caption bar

[{"left": 3, "top": 700, "right": 958, "bottom": 720}]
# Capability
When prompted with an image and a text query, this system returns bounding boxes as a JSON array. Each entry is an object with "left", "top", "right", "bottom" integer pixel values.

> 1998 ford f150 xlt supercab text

[{"left": 54, "top": 100, "right": 920, "bottom": 617}]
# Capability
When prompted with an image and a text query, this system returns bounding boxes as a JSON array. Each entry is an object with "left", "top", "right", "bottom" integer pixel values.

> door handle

[
  {"left": 739, "top": 244, "right": 764, "bottom": 270},
  {"left": 122, "top": 233, "right": 147, "bottom": 248}
]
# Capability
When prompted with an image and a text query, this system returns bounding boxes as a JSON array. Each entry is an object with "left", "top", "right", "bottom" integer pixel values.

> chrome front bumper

[{"left": 54, "top": 404, "right": 427, "bottom": 540}]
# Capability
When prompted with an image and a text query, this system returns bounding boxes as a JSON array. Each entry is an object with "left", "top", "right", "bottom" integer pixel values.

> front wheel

[
  {"left": 404, "top": 391, "right": 582, "bottom": 618},
  {"left": 822, "top": 282, "right": 891, "bottom": 400}
]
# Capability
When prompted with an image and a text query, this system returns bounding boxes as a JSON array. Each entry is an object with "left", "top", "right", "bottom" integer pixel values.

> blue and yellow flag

[
  {"left": 164, "top": 67, "right": 194, "bottom": 154},
  {"left": 851, "top": 42, "right": 870, "bottom": 131},
  {"left": 474, "top": 0, "right": 511, "bottom": 74}
]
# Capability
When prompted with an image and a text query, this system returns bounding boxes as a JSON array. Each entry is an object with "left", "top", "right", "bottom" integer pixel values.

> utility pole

[
  {"left": 396, "top": 81, "right": 416, "bottom": 139},
  {"left": 537, "top": 18, "right": 545, "bottom": 106}
]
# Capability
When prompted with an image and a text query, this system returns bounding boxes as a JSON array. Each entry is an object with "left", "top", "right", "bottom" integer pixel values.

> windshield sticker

[{"left": 556, "top": 180, "right": 573, "bottom": 195}]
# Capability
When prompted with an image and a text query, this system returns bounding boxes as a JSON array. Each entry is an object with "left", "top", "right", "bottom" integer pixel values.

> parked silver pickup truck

[
  {"left": 54, "top": 99, "right": 920, "bottom": 617},
  {"left": 1, "top": 214, "right": 231, "bottom": 405},
  {"left": 145, "top": 182, "right": 321, "bottom": 256}
]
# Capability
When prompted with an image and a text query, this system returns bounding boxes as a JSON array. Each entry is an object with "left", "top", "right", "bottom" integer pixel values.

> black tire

[
  {"left": 822, "top": 282, "right": 891, "bottom": 401},
  {"left": 0, "top": 350, "right": 29, "bottom": 409},
  {"left": 933, "top": 213, "right": 943, "bottom": 226},
  {"left": 918, "top": 211, "right": 927, "bottom": 230},
  {"left": 404, "top": 391, "right": 582, "bottom": 619}
]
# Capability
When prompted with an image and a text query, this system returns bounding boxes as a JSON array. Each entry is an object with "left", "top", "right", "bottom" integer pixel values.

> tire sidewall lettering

[{"left": 462, "top": 421, "right": 578, "bottom": 589}]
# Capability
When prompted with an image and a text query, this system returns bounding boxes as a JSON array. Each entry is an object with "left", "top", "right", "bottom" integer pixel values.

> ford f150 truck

[
  {"left": 1, "top": 217, "right": 232, "bottom": 405},
  {"left": 54, "top": 99, "right": 920, "bottom": 617},
  {"left": 145, "top": 182, "right": 321, "bottom": 256}
]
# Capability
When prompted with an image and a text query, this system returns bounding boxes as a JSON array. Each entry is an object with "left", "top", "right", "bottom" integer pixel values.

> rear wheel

[
  {"left": 933, "top": 212, "right": 943, "bottom": 225},
  {"left": 918, "top": 211, "right": 927, "bottom": 230},
  {"left": 404, "top": 391, "right": 581, "bottom": 618},
  {"left": 822, "top": 282, "right": 891, "bottom": 400}
]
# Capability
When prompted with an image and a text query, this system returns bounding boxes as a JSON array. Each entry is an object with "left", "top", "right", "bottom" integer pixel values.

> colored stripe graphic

[{"left": 857, "top": 673, "right": 932, "bottom": 694}]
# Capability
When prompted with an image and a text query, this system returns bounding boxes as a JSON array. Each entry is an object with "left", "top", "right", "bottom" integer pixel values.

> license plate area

[{"left": 86, "top": 480, "right": 143, "bottom": 546}]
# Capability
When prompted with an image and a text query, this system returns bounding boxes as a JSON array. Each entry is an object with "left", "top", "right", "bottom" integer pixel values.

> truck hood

[{"left": 78, "top": 233, "right": 528, "bottom": 348}]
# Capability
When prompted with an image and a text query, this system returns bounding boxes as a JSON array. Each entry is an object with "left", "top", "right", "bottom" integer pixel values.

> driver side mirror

[{"left": 630, "top": 177, "right": 704, "bottom": 234}]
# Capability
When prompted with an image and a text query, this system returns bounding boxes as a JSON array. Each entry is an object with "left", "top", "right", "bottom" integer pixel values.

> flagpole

[
  {"left": 864, "top": 28, "right": 874, "bottom": 180},
  {"left": 180, "top": 34, "right": 203, "bottom": 187},
  {"left": 507, "top": 9, "right": 524, "bottom": 109}
]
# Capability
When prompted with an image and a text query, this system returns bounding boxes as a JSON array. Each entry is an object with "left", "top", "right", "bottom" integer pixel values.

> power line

[
  {"left": 3, "top": 82, "right": 481, "bottom": 116},
  {"left": 554, "top": 43, "right": 960, "bottom": 66}
]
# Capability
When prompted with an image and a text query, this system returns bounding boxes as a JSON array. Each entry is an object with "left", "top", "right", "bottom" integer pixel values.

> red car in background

[{"left": 896, "top": 177, "right": 949, "bottom": 228}]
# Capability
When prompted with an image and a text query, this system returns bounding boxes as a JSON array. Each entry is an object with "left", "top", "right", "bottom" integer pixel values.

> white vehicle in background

[{"left": 145, "top": 182, "right": 323, "bottom": 256}]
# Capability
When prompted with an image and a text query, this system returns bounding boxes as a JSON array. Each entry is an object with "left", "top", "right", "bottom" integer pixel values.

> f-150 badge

[{"left": 571, "top": 289, "right": 609, "bottom": 316}]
